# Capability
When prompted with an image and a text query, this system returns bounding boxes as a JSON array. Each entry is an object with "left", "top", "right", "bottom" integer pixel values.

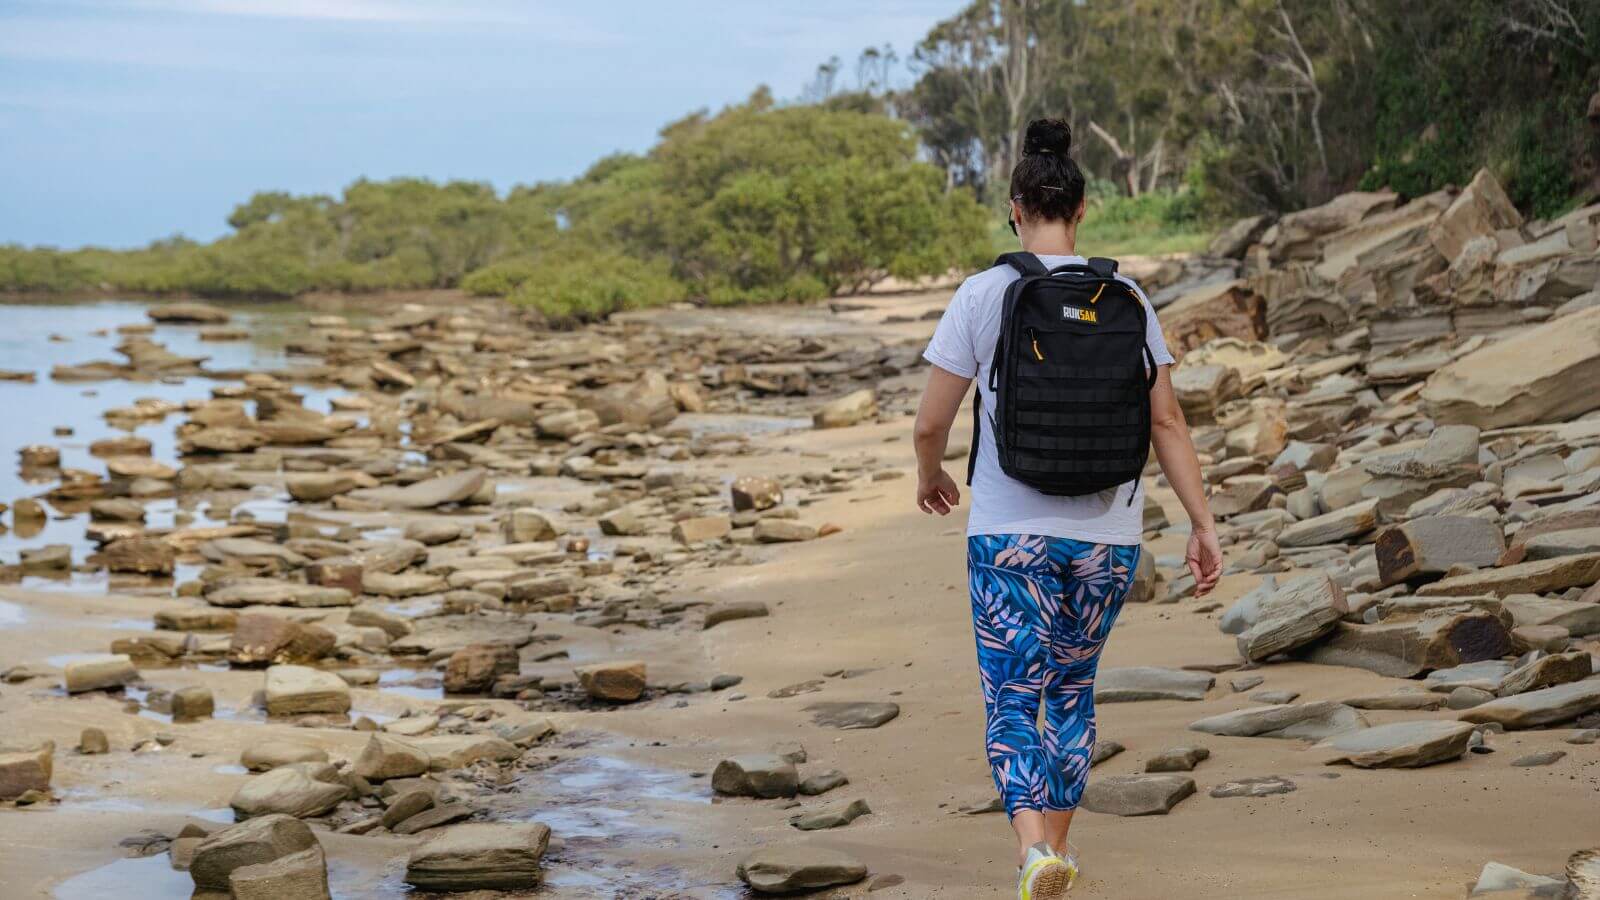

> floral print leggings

[{"left": 967, "top": 534, "right": 1140, "bottom": 817}]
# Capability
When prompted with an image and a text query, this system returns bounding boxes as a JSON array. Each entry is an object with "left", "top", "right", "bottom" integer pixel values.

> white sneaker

[{"left": 1017, "top": 842, "right": 1076, "bottom": 899}]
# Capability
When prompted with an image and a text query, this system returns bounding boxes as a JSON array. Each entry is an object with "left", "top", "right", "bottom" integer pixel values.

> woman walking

[{"left": 913, "top": 118, "right": 1222, "bottom": 899}]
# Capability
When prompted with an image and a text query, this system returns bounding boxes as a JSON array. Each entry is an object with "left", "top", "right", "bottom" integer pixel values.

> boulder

[
  {"left": 502, "top": 509, "right": 559, "bottom": 543},
  {"left": 381, "top": 790, "right": 434, "bottom": 829},
  {"left": 1458, "top": 679, "right": 1600, "bottom": 730},
  {"left": 404, "top": 520, "right": 463, "bottom": 546},
  {"left": 228, "top": 845, "right": 330, "bottom": 900},
  {"left": 1159, "top": 279, "right": 1268, "bottom": 354},
  {"left": 1495, "top": 651, "right": 1593, "bottom": 697},
  {"left": 0, "top": 742, "right": 53, "bottom": 800},
  {"left": 1172, "top": 364, "right": 1243, "bottom": 419},
  {"left": 1304, "top": 609, "right": 1511, "bottom": 678},
  {"left": 229, "top": 766, "right": 346, "bottom": 820},
  {"left": 352, "top": 735, "right": 430, "bottom": 781},
  {"left": 1144, "top": 745, "right": 1210, "bottom": 773},
  {"left": 1080, "top": 774, "right": 1196, "bottom": 816},
  {"left": 731, "top": 477, "right": 783, "bottom": 512},
  {"left": 736, "top": 845, "right": 868, "bottom": 895},
  {"left": 1208, "top": 214, "right": 1274, "bottom": 259},
  {"left": 1375, "top": 516, "right": 1506, "bottom": 586},
  {"left": 574, "top": 660, "right": 646, "bottom": 702},
  {"left": 404, "top": 822, "right": 551, "bottom": 892},
  {"left": 812, "top": 390, "right": 877, "bottom": 429},
  {"left": 89, "top": 498, "right": 150, "bottom": 522},
  {"left": 63, "top": 654, "right": 137, "bottom": 693},
  {"left": 189, "top": 815, "right": 317, "bottom": 893},
  {"left": 228, "top": 615, "right": 335, "bottom": 666},
  {"left": 284, "top": 473, "right": 364, "bottom": 503},
  {"left": 1096, "top": 667, "right": 1214, "bottom": 702},
  {"left": 171, "top": 685, "right": 215, "bottom": 722},
  {"left": 1427, "top": 168, "right": 1523, "bottom": 263},
  {"left": 346, "top": 470, "right": 485, "bottom": 510},
  {"left": 672, "top": 515, "right": 732, "bottom": 545},
  {"left": 78, "top": 729, "right": 110, "bottom": 754},
  {"left": 534, "top": 409, "right": 599, "bottom": 439},
  {"left": 1188, "top": 701, "right": 1367, "bottom": 740},
  {"left": 1421, "top": 306, "right": 1600, "bottom": 429},
  {"left": 712, "top": 754, "right": 800, "bottom": 799},
  {"left": 1236, "top": 573, "right": 1347, "bottom": 661},
  {"left": 264, "top": 665, "right": 351, "bottom": 716},
  {"left": 1501, "top": 595, "right": 1600, "bottom": 638},
  {"left": 443, "top": 643, "right": 519, "bottom": 694},
  {"left": 1313, "top": 720, "right": 1475, "bottom": 768},
  {"left": 1277, "top": 498, "right": 1379, "bottom": 548},
  {"left": 790, "top": 798, "right": 872, "bottom": 831},
  {"left": 1416, "top": 553, "right": 1600, "bottom": 598},
  {"left": 206, "top": 579, "right": 354, "bottom": 609},
  {"left": 92, "top": 536, "right": 175, "bottom": 575},
  {"left": 241, "top": 742, "right": 329, "bottom": 772},
  {"left": 1524, "top": 527, "right": 1600, "bottom": 560}
]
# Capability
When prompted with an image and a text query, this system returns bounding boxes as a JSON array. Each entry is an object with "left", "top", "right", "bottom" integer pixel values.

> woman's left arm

[{"left": 913, "top": 366, "right": 973, "bottom": 515}]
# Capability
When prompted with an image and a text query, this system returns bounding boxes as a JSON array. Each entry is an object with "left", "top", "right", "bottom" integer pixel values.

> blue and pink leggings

[{"left": 967, "top": 534, "right": 1140, "bottom": 817}]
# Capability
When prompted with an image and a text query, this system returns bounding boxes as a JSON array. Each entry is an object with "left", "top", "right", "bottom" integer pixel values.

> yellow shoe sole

[{"left": 1020, "top": 857, "right": 1076, "bottom": 899}]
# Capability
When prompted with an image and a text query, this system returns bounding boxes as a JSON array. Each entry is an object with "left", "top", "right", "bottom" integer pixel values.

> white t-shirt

[{"left": 923, "top": 255, "right": 1175, "bottom": 545}]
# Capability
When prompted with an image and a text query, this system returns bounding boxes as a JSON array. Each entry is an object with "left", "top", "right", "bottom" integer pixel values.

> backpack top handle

[{"left": 995, "top": 252, "right": 1120, "bottom": 280}]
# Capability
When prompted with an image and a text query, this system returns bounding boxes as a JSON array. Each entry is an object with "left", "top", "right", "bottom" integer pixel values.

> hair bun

[{"left": 1023, "top": 118, "right": 1072, "bottom": 157}]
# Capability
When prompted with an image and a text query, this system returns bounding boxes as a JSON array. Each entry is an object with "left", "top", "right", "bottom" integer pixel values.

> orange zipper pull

[
  {"left": 1030, "top": 330, "right": 1044, "bottom": 361},
  {"left": 1089, "top": 284, "right": 1105, "bottom": 304}
]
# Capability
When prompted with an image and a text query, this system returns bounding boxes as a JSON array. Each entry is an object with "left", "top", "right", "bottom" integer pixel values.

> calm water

[{"left": 0, "top": 297, "right": 352, "bottom": 571}]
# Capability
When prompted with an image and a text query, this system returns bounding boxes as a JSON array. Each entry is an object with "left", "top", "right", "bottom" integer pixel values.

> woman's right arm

[{"left": 1148, "top": 365, "right": 1223, "bottom": 595}]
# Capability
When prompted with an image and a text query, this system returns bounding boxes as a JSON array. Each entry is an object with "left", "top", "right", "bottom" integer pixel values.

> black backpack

[{"left": 967, "top": 252, "right": 1158, "bottom": 500}]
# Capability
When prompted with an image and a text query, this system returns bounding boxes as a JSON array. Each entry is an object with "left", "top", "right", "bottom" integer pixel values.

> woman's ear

[{"left": 1074, "top": 199, "right": 1087, "bottom": 224}]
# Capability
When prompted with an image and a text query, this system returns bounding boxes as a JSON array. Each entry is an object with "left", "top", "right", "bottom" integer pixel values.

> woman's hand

[
  {"left": 917, "top": 469, "right": 961, "bottom": 515},
  {"left": 1186, "top": 525, "right": 1223, "bottom": 596}
]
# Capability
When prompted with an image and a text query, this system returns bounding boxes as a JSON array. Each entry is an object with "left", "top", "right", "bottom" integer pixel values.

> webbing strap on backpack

[
  {"left": 966, "top": 391, "right": 981, "bottom": 486},
  {"left": 996, "top": 252, "right": 1050, "bottom": 277}
]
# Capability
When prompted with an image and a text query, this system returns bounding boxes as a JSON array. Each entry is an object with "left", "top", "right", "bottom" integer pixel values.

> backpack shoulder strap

[
  {"left": 1086, "top": 256, "right": 1119, "bottom": 278},
  {"left": 995, "top": 252, "right": 1048, "bottom": 277}
]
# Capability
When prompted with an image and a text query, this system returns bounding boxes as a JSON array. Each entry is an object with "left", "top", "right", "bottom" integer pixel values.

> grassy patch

[{"left": 989, "top": 189, "right": 1217, "bottom": 260}]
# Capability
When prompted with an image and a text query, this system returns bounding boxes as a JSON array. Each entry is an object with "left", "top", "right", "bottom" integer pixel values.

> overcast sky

[{"left": 0, "top": 0, "right": 957, "bottom": 249}]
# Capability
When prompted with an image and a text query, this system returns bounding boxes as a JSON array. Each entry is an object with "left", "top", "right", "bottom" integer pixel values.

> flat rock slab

[
  {"left": 348, "top": 469, "right": 486, "bottom": 510},
  {"left": 712, "top": 754, "right": 799, "bottom": 799},
  {"left": 1417, "top": 552, "right": 1600, "bottom": 598},
  {"left": 230, "top": 767, "right": 346, "bottom": 819},
  {"left": 1343, "top": 693, "right": 1446, "bottom": 711},
  {"left": 404, "top": 822, "right": 550, "bottom": 892},
  {"left": 1277, "top": 498, "right": 1379, "bottom": 547},
  {"left": 790, "top": 798, "right": 871, "bottom": 831},
  {"left": 804, "top": 702, "right": 899, "bottom": 729},
  {"left": 737, "top": 845, "right": 869, "bottom": 894},
  {"left": 1510, "top": 750, "right": 1566, "bottom": 767},
  {"left": 206, "top": 579, "right": 353, "bottom": 609},
  {"left": 1458, "top": 679, "right": 1600, "bottom": 730},
  {"left": 1209, "top": 776, "right": 1296, "bottom": 799},
  {"left": 1080, "top": 774, "right": 1196, "bottom": 816},
  {"left": 1236, "top": 573, "right": 1346, "bottom": 661},
  {"left": 1189, "top": 701, "right": 1367, "bottom": 741},
  {"left": 1420, "top": 304, "right": 1600, "bottom": 430},
  {"left": 1313, "top": 720, "right": 1475, "bottom": 768},
  {"left": 1424, "top": 660, "right": 1515, "bottom": 693},
  {"left": 1097, "top": 667, "right": 1215, "bottom": 702}
]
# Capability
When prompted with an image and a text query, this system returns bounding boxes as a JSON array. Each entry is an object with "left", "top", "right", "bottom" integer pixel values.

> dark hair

[{"left": 1009, "top": 118, "right": 1086, "bottom": 224}]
